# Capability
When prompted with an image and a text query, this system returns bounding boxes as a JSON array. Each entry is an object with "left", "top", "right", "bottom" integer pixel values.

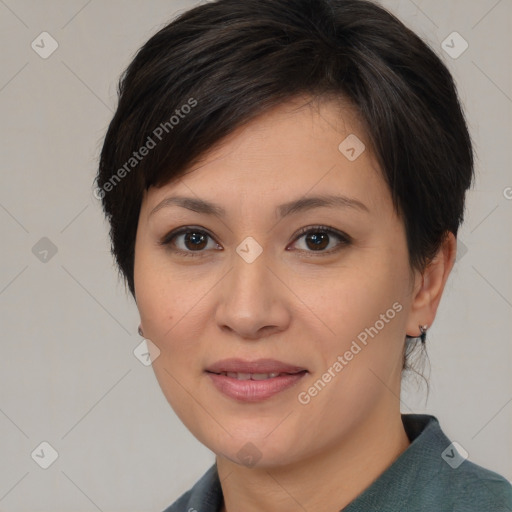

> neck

[{"left": 217, "top": 406, "right": 410, "bottom": 512}]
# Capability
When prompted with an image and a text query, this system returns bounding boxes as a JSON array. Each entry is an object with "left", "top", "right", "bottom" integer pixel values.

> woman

[{"left": 96, "top": 0, "right": 512, "bottom": 510}]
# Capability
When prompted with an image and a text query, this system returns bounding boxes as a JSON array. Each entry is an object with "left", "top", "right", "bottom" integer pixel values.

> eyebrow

[{"left": 149, "top": 193, "right": 370, "bottom": 218}]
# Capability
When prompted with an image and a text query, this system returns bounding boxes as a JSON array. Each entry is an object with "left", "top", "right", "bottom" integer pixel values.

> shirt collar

[{"left": 342, "top": 413, "right": 449, "bottom": 511}]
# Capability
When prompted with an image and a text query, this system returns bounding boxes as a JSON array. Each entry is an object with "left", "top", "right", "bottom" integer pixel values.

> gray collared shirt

[{"left": 162, "top": 414, "right": 512, "bottom": 512}]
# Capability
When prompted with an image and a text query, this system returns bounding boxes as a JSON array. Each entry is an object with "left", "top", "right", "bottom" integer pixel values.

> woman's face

[{"left": 134, "top": 96, "right": 419, "bottom": 468}]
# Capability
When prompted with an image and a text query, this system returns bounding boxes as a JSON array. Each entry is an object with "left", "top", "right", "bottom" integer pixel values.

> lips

[
  {"left": 205, "top": 358, "right": 307, "bottom": 375},
  {"left": 205, "top": 358, "right": 309, "bottom": 402}
]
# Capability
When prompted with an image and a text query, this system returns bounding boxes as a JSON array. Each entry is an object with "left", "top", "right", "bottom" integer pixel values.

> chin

[{"left": 208, "top": 430, "right": 303, "bottom": 469}]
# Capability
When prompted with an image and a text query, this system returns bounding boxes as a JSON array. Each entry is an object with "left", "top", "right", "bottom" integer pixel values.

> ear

[{"left": 406, "top": 232, "right": 457, "bottom": 337}]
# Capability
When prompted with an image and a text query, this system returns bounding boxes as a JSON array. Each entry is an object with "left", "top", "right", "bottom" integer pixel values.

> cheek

[
  {"left": 134, "top": 244, "right": 219, "bottom": 371},
  {"left": 134, "top": 251, "right": 209, "bottom": 423},
  {"left": 135, "top": 269, "right": 202, "bottom": 353},
  {"left": 135, "top": 240, "right": 192, "bottom": 334},
  {"left": 296, "top": 252, "right": 411, "bottom": 413},
  {"left": 295, "top": 252, "right": 409, "bottom": 346},
  {"left": 290, "top": 264, "right": 409, "bottom": 429}
]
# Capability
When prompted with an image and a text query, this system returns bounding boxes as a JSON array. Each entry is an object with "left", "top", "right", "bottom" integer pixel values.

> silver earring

[
  {"left": 138, "top": 325, "right": 144, "bottom": 337},
  {"left": 405, "top": 324, "right": 429, "bottom": 340}
]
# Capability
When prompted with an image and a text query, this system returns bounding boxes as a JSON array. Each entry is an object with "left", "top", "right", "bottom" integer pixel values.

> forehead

[{"left": 143, "top": 96, "right": 388, "bottom": 216}]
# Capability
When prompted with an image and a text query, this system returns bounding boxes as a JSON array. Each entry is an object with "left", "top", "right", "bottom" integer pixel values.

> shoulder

[
  {"left": 447, "top": 459, "right": 512, "bottom": 512},
  {"left": 398, "top": 414, "right": 512, "bottom": 511}
]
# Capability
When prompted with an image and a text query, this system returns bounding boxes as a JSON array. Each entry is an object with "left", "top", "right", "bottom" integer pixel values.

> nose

[{"left": 214, "top": 249, "right": 291, "bottom": 340}]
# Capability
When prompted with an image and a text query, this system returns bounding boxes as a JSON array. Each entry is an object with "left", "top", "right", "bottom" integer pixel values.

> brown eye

[
  {"left": 160, "top": 227, "right": 221, "bottom": 255},
  {"left": 304, "top": 231, "right": 330, "bottom": 251},
  {"left": 183, "top": 231, "right": 208, "bottom": 250},
  {"left": 290, "top": 226, "right": 351, "bottom": 254}
]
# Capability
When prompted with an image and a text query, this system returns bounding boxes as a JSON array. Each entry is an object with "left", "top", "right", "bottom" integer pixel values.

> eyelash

[{"left": 158, "top": 225, "right": 352, "bottom": 258}]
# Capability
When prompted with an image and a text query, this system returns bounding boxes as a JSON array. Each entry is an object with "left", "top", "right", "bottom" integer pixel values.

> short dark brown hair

[{"left": 96, "top": 0, "right": 474, "bottom": 307}]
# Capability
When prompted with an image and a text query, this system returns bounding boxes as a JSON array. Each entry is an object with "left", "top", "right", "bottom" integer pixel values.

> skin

[{"left": 134, "top": 95, "right": 456, "bottom": 512}]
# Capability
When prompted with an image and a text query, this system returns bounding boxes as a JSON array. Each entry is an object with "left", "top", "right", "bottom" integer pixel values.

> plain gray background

[{"left": 0, "top": 0, "right": 511, "bottom": 510}]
